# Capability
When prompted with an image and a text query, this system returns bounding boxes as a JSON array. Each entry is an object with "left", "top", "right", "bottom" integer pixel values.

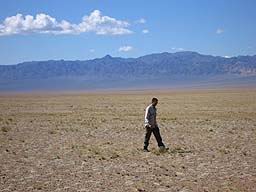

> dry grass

[{"left": 0, "top": 88, "right": 256, "bottom": 191}]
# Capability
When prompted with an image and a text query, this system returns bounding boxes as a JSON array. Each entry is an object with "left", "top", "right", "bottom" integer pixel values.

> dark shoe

[
  {"left": 159, "top": 146, "right": 169, "bottom": 152},
  {"left": 143, "top": 148, "right": 150, "bottom": 152}
]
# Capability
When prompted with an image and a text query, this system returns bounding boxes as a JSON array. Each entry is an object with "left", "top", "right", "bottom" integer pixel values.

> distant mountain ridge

[{"left": 0, "top": 51, "right": 256, "bottom": 91}]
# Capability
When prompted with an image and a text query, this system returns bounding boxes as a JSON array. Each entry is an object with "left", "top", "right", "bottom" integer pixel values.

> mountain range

[{"left": 0, "top": 51, "right": 256, "bottom": 91}]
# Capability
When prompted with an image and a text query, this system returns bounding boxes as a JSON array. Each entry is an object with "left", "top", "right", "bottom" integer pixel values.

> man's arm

[
  {"left": 144, "top": 106, "right": 151, "bottom": 128},
  {"left": 155, "top": 108, "right": 158, "bottom": 127}
]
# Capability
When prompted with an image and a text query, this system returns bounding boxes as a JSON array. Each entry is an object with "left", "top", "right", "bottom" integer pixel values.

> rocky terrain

[{"left": 0, "top": 88, "right": 256, "bottom": 191}]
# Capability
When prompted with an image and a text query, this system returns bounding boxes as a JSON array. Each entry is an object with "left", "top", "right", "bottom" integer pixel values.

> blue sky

[{"left": 0, "top": 0, "right": 255, "bottom": 65}]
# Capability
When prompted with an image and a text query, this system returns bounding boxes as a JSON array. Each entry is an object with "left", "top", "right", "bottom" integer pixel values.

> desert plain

[{"left": 0, "top": 88, "right": 256, "bottom": 192}]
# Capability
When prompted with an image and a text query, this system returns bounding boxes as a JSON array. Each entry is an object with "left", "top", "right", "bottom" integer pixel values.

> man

[{"left": 143, "top": 97, "right": 168, "bottom": 152}]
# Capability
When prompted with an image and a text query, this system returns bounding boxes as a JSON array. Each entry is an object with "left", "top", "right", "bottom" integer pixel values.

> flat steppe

[{"left": 1, "top": 88, "right": 255, "bottom": 191}]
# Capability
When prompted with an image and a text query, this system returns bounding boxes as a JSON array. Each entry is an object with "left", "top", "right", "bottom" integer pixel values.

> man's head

[{"left": 152, "top": 97, "right": 158, "bottom": 106}]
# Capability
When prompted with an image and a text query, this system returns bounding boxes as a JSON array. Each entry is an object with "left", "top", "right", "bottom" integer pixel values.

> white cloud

[
  {"left": 77, "top": 10, "right": 132, "bottom": 35},
  {"left": 118, "top": 45, "right": 133, "bottom": 52},
  {"left": 216, "top": 28, "right": 224, "bottom": 34},
  {"left": 89, "top": 49, "right": 95, "bottom": 53},
  {"left": 135, "top": 18, "right": 146, "bottom": 24},
  {"left": 142, "top": 29, "right": 149, "bottom": 34},
  {"left": 0, "top": 10, "right": 133, "bottom": 36},
  {"left": 223, "top": 55, "right": 231, "bottom": 58}
]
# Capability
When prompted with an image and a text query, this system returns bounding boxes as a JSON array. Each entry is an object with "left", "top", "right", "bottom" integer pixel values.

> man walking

[{"left": 143, "top": 97, "right": 168, "bottom": 152}]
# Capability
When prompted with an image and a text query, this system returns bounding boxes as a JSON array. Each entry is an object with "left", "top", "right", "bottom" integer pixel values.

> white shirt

[{"left": 144, "top": 104, "right": 158, "bottom": 128}]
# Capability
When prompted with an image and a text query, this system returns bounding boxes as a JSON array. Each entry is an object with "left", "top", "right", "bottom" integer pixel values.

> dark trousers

[{"left": 144, "top": 126, "right": 165, "bottom": 149}]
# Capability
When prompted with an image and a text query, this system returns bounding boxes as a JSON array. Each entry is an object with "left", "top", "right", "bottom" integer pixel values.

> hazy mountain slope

[{"left": 0, "top": 51, "right": 255, "bottom": 91}]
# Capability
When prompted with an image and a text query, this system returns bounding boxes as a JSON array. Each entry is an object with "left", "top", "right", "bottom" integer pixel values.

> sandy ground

[{"left": 0, "top": 88, "right": 256, "bottom": 192}]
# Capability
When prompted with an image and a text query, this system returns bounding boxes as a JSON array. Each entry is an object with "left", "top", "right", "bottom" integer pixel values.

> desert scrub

[
  {"left": 48, "top": 129, "right": 57, "bottom": 134},
  {"left": 161, "top": 116, "right": 178, "bottom": 121},
  {"left": 169, "top": 147, "right": 192, "bottom": 154},
  {"left": 1, "top": 126, "right": 11, "bottom": 132},
  {"left": 73, "top": 144, "right": 121, "bottom": 160}
]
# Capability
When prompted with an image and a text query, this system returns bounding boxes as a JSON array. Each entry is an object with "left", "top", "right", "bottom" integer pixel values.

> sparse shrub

[
  {"left": 171, "top": 117, "right": 178, "bottom": 121},
  {"left": 48, "top": 130, "right": 57, "bottom": 134},
  {"left": 110, "top": 152, "right": 120, "bottom": 159},
  {"left": 99, "top": 156, "right": 106, "bottom": 160},
  {"left": 1, "top": 126, "right": 11, "bottom": 132},
  {"left": 219, "top": 148, "right": 230, "bottom": 154},
  {"left": 151, "top": 148, "right": 161, "bottom": 155}
]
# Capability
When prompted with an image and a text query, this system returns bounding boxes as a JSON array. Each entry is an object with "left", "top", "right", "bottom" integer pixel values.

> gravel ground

[{"left": 0, "top": 89, "right": 256, "bottom": 192}]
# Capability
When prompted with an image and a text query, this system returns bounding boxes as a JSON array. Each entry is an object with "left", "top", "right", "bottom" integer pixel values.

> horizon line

[{"left": 1, "top": 50, "right": 256, "bottom": 66}]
